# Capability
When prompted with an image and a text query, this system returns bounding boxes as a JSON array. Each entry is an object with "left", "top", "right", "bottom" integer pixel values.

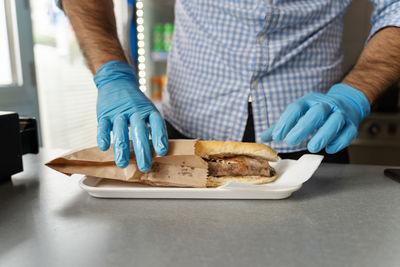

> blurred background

[{"left": 1, "top": 0, "right": 399, "bottom": 165}]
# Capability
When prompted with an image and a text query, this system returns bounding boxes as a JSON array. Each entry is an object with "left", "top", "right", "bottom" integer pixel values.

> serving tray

[
  {"left": 79, "top": 154, "right": 323, "bottom": 199},
  {"left": 80, "top": 177, "right": 302, "bottom": 199}
]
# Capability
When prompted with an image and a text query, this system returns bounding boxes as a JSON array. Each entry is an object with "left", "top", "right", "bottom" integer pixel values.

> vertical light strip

[
  {"left": 4, "top": 0, "right": 22, "bottom": 86},
  {"left": 136, "top": 0, "right": 146, "bottom": 92}
]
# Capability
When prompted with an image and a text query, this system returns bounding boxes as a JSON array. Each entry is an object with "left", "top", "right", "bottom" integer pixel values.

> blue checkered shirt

[{"left": 161, "top": 0, "right": 400, "bottom": 152}]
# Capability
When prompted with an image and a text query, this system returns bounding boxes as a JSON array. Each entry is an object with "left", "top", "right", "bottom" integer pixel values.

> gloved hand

[
  {"left": 94, "top": 60, "right": 168, "bottom": 171},
  {"left": 261, "top": 84, "right": 370, "bottom": 154}
]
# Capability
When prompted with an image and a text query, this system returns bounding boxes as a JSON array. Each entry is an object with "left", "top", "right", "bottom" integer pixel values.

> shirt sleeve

[{"left": 367, "top": 0, "right": 400, "bottom": 41}]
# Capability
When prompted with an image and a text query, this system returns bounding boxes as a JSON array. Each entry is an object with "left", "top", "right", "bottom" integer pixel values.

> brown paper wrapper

[{"left": 46, "top": 140, "right": 208, "bottom": 188}]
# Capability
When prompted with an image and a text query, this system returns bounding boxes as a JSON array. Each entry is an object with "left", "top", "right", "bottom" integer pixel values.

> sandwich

[{"left": 194, "top": 140, "right": 279, "bottom": 187}]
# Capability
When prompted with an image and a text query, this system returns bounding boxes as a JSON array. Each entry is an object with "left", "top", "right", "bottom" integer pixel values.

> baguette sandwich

[{"left": 194, "top": 140, "right": 279, "bottom": 187}]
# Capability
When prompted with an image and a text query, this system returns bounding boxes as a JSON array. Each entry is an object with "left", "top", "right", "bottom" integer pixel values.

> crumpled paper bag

[{"left": 46, "top": 140, "right": 208, "bottom": 187}]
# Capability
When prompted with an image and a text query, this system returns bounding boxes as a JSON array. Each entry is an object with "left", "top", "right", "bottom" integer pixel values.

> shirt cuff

[{"left": 367, "top": 1, "right": 400, "bottom": 41}]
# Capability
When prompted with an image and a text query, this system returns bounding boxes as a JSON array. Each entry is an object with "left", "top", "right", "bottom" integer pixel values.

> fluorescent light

[
  {"left": 136, "top": 17, "right": 144, "bottom": 24},
  {"left": 137, "top": 25, "right": 144, "bottom": 33},
  {"left": 136, "top": 10, "right": 143, "bottom": 17},
  {"left": 136, "top": 0, "right": 146, "bottom": 92},
  {"left": 136, "top": 2, "right": 143, "bottom": 9}
]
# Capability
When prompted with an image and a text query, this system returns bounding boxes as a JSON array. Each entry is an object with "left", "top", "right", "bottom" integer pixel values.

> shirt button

[
  {"left": 251, "top": 80, "right": 259, "bottom": 88},
  {"left": 257, "top": 34, "right": 266, "bottom": 43}
]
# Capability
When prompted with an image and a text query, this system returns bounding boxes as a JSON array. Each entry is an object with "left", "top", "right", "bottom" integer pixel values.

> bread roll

[
  {"left": 194, "top": 140, "right": 279, "bottom": 187},
  {"left": 195, "top": 140, "right": 278, "bottom": 161}
]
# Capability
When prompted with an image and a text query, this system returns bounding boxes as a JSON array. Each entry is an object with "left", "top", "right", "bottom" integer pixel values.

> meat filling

[{"left": 207, "top": 156, "right": 272, "bottom": 177}]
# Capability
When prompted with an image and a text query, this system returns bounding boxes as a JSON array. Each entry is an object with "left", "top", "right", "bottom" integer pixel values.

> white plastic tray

[
  {"left": 80, "top": 177, "right": 302, "bottom": 199},
  {"left": 79, "top": 154, "right": 323, "bottom": 200}
]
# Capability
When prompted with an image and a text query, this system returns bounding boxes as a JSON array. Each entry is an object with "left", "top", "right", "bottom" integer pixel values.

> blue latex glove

[
  {"left": 94, "top": 60, "right": 168, "bottom": 171},
  {"left": 261, "top": 84, "right": 370, "bottom": 154}
]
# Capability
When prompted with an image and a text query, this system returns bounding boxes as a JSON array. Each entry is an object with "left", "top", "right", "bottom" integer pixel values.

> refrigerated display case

[{"left": 134, "top": 0, "right": 175, "bottom": 106}]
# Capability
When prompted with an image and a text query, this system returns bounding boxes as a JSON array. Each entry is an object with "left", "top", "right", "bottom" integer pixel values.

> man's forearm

[
  {"left": 342, "top": 26, "right": 400, "bottom": 104},
  {"left": 63, "top": 0, "right": 127, "bottom": 73}
]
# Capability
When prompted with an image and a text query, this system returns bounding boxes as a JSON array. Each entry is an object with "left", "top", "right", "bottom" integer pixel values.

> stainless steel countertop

[{"left": 0, "top": 149, "right": 399, "bottom": 267}]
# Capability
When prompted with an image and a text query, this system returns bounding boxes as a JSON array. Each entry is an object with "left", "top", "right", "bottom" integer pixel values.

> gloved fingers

[
  {"left": 130, "top": 114, "right": 152, "bottom": 172},
  {"left": 97, "top": 118, "right": 112, "bottom": 151},
  {"left": 307, "top": 112, "right": 346, "bottom": 153},
  {"left": 286, "top": 103, "right": 331, "bottom": 146},
  {"left": 260, "top": 124, "right": 275, "bottom": 142},
  {"left": 272, "top": 100, "right": 308, "bottom": 142},
  {"left": 149, "top": 112, "right": 168, "bottom": 156},
  {"left": 112, "top": 115, "right": 130, "bottom": 168},
  {"left": 326, "top": 123, "right": 358, "bottom": 154}
]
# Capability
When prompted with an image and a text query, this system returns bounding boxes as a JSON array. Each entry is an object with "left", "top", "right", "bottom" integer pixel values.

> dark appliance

[{"left": 0, "top": 112, "right": 39, "bottom": 181}]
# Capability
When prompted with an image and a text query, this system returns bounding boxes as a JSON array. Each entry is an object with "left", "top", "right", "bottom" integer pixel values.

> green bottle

[
  {"left": 163, "top": 23, "right": 174, "bottom": 51},
  {"left": 153, "top": 24, "right": 163, "bottom": 51}
]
